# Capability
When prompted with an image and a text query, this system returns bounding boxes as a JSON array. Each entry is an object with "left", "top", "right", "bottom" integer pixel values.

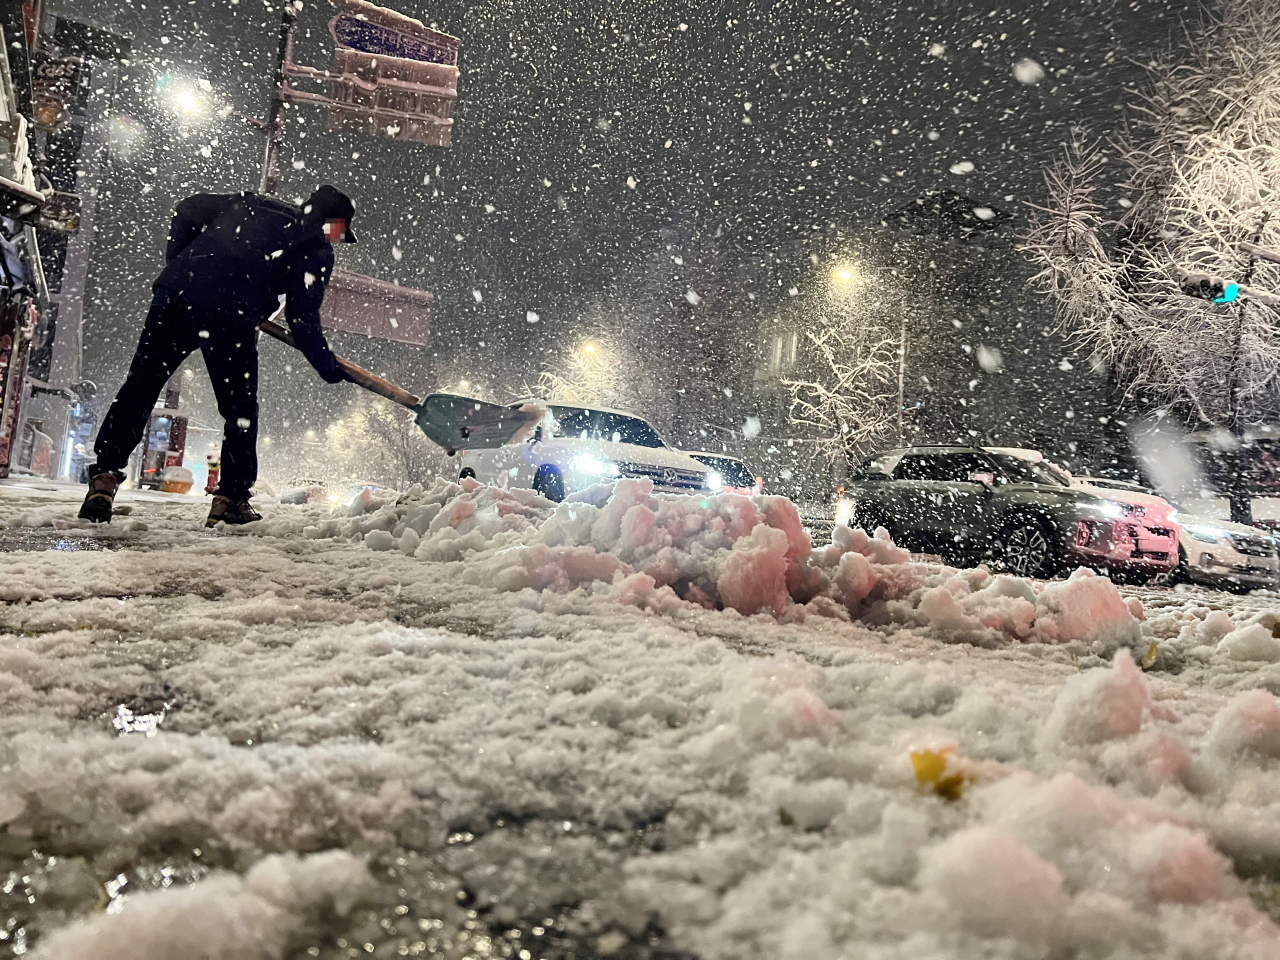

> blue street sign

[{"left": 332, "top": 14, "right": 458, "bottom": 66}]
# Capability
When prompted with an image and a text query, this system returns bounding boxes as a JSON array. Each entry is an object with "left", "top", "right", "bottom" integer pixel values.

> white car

[
  {"left": 1168, "top": 506, "right": 1280, "bottom": 590},
  {"left": 456, "top": 403, "right": 716, "bottom": 502},
  {"left": 683, "top": 452, "right": 762, "bottom": 496}
]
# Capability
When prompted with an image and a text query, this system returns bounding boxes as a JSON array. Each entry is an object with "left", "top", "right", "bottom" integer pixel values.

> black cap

[{"left": 303, "top": 185, "right": 358, "bottom": 243}]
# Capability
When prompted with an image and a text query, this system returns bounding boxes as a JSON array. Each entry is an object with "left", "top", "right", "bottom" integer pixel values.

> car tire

[
  {"left": 533, "top": 465, "right": 565, "bottom": 503},
  {"left": 458, "top": 467, "right": 476, "bottom": 480},
  {"left": 994, "top": 514, "right": 1059, "bottom": 579},
  {"left": 1170, "top": 544, "right": 1191, "bottom": 584}
]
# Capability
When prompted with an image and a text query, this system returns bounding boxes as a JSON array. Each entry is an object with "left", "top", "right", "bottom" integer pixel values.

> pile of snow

[
  {"left": 232, "top": 476, "right": 1143, "bottom": 650},
  {"left": 9, "top": 479, "right": 1280, "bottom": 956},
  {"left": 32, "top": 851, "right": 369, "bottom": 960}
]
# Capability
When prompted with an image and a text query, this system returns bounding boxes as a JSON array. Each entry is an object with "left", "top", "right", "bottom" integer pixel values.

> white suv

[{"left": 456, "top": 403, "right": 716, "bottom": 501}]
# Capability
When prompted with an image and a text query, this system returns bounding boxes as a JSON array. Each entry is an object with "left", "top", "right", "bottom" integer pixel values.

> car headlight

[
  {"left": 834, "top": 499, "right": 854, "bottom": 526},
  {"left": 573, "top": 455, "right": 620, "bottom": 477},
  {"left": 1098, "top": 501, "right": 1126, "bottom": 520},
  {"left": 706, "top": 470, "right": 723, "bottom": 491},
  {"left": 1184, "top": 523, "right": 1222, "bottom": 543}
]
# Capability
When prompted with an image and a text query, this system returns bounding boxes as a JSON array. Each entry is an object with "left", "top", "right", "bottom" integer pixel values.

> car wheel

[
  {"left": 458, "top": 467, "right": 476, "bottom": 480},
  {"left": 996, "top": 515, "right": 1058, "bottom": 579},
  {"left": 1170, "top": 544, "right": 1191, "bottom": 584},
  {"left": 533, "top": 465, "right": 565, "bottom": 503}
]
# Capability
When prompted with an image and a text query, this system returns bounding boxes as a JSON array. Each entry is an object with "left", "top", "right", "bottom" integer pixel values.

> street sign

[
  {"left": 324, "top": 0, "right": 461, "bottom": 147},
  {"left": 331, "top": 11, "right": 459, "bottom": 66},
  {"left": 260, "top": 0, "right": 462, "bottom": 193},
  {"left": 320, "top": 269, "right": 432, "bottom": 346}
]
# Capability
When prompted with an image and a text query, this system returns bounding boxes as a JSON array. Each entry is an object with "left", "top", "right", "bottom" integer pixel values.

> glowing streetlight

[
  {"left": 155, "top": 73, "right": 214, "bottom": 123},
  {"left": 830, "top": 262, "right": 863, "bottom": 290}
]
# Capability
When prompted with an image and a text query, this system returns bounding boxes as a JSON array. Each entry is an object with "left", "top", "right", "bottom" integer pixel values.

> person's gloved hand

[{"left": 312, "top": 351, "right": 346, "bottom": 384}]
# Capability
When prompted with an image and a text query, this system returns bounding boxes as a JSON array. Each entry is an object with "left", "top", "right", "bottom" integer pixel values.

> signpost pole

[{"left": 258, "top": 5, "right": 297, "bottom": 196}]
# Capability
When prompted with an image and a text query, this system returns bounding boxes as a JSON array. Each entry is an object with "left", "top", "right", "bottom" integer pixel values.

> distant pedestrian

[{"left": 79, "top": 185, "right": 357, "bottom": 527}]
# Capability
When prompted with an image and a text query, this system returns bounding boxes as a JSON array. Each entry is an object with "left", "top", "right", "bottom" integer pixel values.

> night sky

[{"left": 55, "top": 0, "right": 1189, "bottom": 473}]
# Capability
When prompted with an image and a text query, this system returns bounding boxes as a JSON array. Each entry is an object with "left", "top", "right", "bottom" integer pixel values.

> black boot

[
  {"left": 206, "top": 495, "right": 262, "bottom": 528},
  {"left": 79, "top": 470, "right": 124, "bottom": 523}
]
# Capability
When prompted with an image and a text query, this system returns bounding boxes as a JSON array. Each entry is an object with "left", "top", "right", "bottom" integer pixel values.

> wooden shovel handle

[{"left": 258, "top": 317, "right": 421, "bottom": 409}]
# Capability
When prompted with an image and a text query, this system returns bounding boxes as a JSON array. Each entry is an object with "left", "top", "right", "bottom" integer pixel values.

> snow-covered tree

[
  {"left": 324, "top": 393, "right": 451, "bottom": 488},
  {"left": 1024, "top": 1, "right": 1280, "bottom": 518},
  {"left": 782, "top": 270, "right": 904, "bottom": 472},
  {"left": 536, "top": 308, "right": 634, "bottom": 408}
]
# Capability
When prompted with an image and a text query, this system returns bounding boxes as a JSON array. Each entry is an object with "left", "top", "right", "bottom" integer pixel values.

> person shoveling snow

[{"left": 79, "top": 186, "right": 358, "bottom": 528}]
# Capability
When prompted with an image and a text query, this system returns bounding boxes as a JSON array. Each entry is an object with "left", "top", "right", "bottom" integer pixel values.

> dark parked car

[{"left": 834, "top": 445, "right": 1133, "bottom": 578}]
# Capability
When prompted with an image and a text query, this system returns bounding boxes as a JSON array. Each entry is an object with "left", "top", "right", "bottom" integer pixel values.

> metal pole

[
  {"left": 29, "top": 0, "right": 44, "bottom": 53},
  {"left": 258, "top": 6, "right": 298, "bottom": 196},
  {"left": 896, "top": 316, "right": 906, "bottom": 445}
]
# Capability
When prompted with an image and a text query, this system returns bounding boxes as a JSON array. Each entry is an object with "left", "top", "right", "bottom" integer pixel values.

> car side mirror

[{"left": 969, "top": 471, "right": 995, "bottom": 487}]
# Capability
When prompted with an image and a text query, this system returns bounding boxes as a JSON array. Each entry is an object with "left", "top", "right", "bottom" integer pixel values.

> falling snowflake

[
  {"left": 1013, "top": 58, "right": 1045, "bottom": 85},
  {"left": 977, "top": 346, "right": 1003, "bottom": 372}
]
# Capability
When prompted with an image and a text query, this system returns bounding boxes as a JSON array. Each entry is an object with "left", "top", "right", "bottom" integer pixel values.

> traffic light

[{"left": 1177, "top": 269, "right": 1239, "bottom": 303}]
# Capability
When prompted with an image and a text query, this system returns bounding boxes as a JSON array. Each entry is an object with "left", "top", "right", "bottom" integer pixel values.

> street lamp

[
  {"left": 830, "top": 262, "right": 863, "bottom": 290},
  {"left": 155, "top": 73, "right": 214, "bottom": 121}
]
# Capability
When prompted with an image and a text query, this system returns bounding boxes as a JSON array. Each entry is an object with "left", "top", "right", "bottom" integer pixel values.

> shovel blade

[{"left": 415, "top": 394, "right": 544, "bottom": 451}]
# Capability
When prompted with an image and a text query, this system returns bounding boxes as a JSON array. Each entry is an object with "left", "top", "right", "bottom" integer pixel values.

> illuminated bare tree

[
  {"left": 783, "top": 282, "right": 902, "bottom": 471},
  {"left": 536, "top": 308, "right": 635, "bottom": 408},
  {"left": 325, "top": 393, "right": 452, "bottom": 488},
  {"left": 1024, "top": 1, "right": 1280, "bottom": 519}
]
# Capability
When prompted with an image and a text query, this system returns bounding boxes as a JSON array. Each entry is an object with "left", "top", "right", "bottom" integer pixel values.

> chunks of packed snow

[
  {"left": 918, "top": 826, "right": 1068, "bottom": 945},
  {"left": 1043, "top": 648, "right": 1150, "bottom": 745},
  {"left": 31, "top": 851, "right": 369, "bottom": 960},
  {"left": 1208, "top": 689, "right": 1280, "bottom": 758},
  {"left": 1218, "top": 623, "right": 1280, "bottom": 661},
  {"left": 233, "top": 478, "right": 1145, "bottom": 650},
  {"left": 1032, "top": 568, "right": 1142, "bottom": 647}
]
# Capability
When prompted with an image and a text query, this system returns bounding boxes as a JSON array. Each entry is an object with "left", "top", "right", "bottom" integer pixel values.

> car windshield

[
  {"left": 859, "top": 452, "right": 903, "bottom": 477},
  {"left": 988, "top": 453, "right": 1069, "bottom": 486},
  {"left": 691, "top": 455, "right": 754, "bottom": 488},
  {"left": 548, "top": 406, "right": 666, "bottom": 448}
]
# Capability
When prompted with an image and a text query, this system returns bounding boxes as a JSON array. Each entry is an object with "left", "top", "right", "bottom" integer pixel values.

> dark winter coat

[{"left": 156, "top": 192, "right": 342, "bottom": 381}]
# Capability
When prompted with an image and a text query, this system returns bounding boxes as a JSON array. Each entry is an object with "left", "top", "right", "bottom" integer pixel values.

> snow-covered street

[{"left": 5, "top": 477, "right": 1280, "bottom": 958}]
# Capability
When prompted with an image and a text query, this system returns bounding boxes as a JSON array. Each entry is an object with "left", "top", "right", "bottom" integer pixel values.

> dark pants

[{"left": 90, "top": 285, "right": 260, "bottom": 500}]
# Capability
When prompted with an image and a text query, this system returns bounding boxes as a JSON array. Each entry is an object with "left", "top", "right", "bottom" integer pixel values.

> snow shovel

[{"left": 258, "top": 317, "right": 544, "bottom": 453}]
